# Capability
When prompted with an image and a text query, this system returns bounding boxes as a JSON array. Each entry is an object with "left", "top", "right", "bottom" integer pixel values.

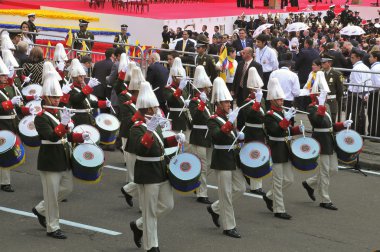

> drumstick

[
  {"left": 300, "top": 120, "right": 305, "bottom": 138},
  {"left": 43, "top": 105, "right": 92, "bottom": 113},
  {"left": 253, "top": 88, "right": 268, "bottom": 92},
  {"left": 21, "top": 73, "right": 32, "bottom": 88},
  {"left": 228, "top": 126, "right": 245, "bottom": 152},
  {"left": 281, "top": 106, "right": 310, "bottom": 115},
  {"left": 178, "top": 94, "right": 191, "bottom": 117},
  {"left": 347, "top": 113, "right": 352, "bottom": 132},
  {"left": 175, "top": 130, "right": 183, "bottom": 157},
  {"left": 189, "top": 82, "right": 210, "bottom": 101},
  {"left": 153, "top": 87, "right": 159, "bottom": 92},
  {"left": 145, "top": 114, "right": 172, "bottom": 121},
  {"left": 239, "top": 100, "right": 254, "bottom": 110},
  {"left": 124, "top": 83, "right": 128, "bottom": 89},
  {"left": 106, "top": 98, "right": 116, "bottom": 114},
  {"left": 79, "top": 126, "right": 98, "bottom": 147}
]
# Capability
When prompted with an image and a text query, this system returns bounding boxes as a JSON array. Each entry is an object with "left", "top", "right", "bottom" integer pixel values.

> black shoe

[
  {"left": 121, "top": 187, "right": 133, "bottom": 207},
  {"left": 262, "top": 195, "right": 273, "bottom": 212},
  {"left": 223, "top": 228, "right": 241, "bottom": 238},
  {"left": 147, "top": 247, "right": 160, "bottom": 252},
  {"left": 207, "top": 205, "right": 220, "bottom": 228},
  {"left": 302, "top": 181, "right": 316, "bottom": 201},
  {"left": 130, "top": 221, "right": 142, "bottom": 248},
  {"left": 274, "top": 213, "right": 292, "bottom": 220},
  {"left": 250, "top": 188, "right": 266, "bottom": 196},
  {"left": 61, "top": 199, "right": 68, "bottom": 202},
  {"left": 1, "top": 184, "right": 14, "bottom": 192},
  {"left": 32, "top": 207, "right": 46, "bottom": 228},
  {"left": 197, "top": 197, "right": 212, "bottom": 204},
  {"left": 47, "top": 229, "right": 67, "bottom": 239},
  {"left": 320, "top": 203, "right": 338, "bottom": 210}
]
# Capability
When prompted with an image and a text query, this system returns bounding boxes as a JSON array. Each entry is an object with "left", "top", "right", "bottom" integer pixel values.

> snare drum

[
  {"left": 168, "top": 153, "right": 201, "bottom": 192},
  {"left": 22, "top": 84, "right": 42, "bottom": 97},
  {"left": 25, "top": 100, "right": 42, "bottom": 114},
  {"left": 18, "top": 115, "right": 41, "bottom": 147},
  {"left": 73, "top": 124, "right": 100, "bottom": 145},
  {"left": 291, "top": 137, "right": 320, "bottom": 171},
  {"left": 95, "top": 114, "right": 120, "bottom": 145},
  {"left": 239, "top": 142, "right": 272, "bottom": 179},
  {"left": 72, "top": 144, "right": 104, "bottom": 182},
  {"left": 162, "top": 130, "right": 178, "bottom": 158},
  {"left": 0, "top": 130, "right": 25, "bottom": 169},
  {"left": 335, "top": 129, "right": 363, "bottom": 164}
]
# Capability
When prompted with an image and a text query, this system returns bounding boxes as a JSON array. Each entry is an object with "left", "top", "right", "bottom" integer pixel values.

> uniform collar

[
  {"left": 216, "top": 107, "right": 228, "bottom": 118},
  {"left": 72, "top": 81, "right": 83, "bottom": 89},
  {"left": 0, "top": 83, "right": 9, "bottom": 89},
  {"left": 45, "top": 108, "right": 59, "bottom": 115},
  {"left": 353, "top": 61, "right": 363, "bottom": 67},
  {"left": 270, "top": 104, "right": 282, "bottom": 112}
]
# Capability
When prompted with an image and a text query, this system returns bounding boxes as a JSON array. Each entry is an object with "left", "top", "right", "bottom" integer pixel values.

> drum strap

[
  {"left": 215, "top": 116, "right": 236, "bottom": 138},
  {"left": 44, "top": 111, "right": 60, "bottom": 126},
  {"left": 193, "top": 98, "right": 211, "bottom": 117},
  {"left": 139, "top": 123, "right": 165, "bottom": 149},
  {"left": 74, "top": 87, "right": 92, "bottom": 109},
  {"left": 272, "top": 111, "right": 284, "bottom": 121},
  {"left": 314, "top": 105, "right": 332, "bottom": 126}
]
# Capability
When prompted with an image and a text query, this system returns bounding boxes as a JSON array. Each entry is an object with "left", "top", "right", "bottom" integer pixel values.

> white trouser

[
  {"left": 249, "top": 178, "right": 263, "bottom": 190},
  {"left": 266, "top": 162, "right": 294, "bottom": 213},
  {"left": 190, "top": 145, "right": 212, "bottom": 197},
  {"left": 173, "top": 129, "right": 190, "bottom": 152},
  {"left": 136, "top": 181, "right": 174, "bottom": 251},
  {"left": 306, "top": 153, "right": 338, "bottom": 203},
  {"left": 0, "top": 168, "right": 11, "bottom": 185},
  {"left": 211, "top": 169, "right": 246, "bottom": 230},
  {"left": 122, "top": 152, "right": 139, "bottom": 199},
  {"left": 35, "top": 170, "right": 73, "bottom": 233},
  {"left": 122, "top": 137, "right": 128, "bottom": 168}
]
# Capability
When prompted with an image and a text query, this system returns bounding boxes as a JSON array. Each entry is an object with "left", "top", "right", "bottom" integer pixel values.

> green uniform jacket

[
  {"left": 189, "top": 97, "right": 212, "bottom": 147},
  {"left": 325, "top": 69, "right": 344, "bottom": 114},
  {"left": 69, "top": 86, "right": 99, "bottom": 126},
  {"left": 0, "top": 86, "right": 22, "bottom": 132},
  {"left": 163, "top": 84, "right": 190, "bottom": 131},
  {"left": 196, "top": 54, "right": 217, "bottom": 82},
  {"left": 119, "top": 100, "right": 136, "bottom": 139}
]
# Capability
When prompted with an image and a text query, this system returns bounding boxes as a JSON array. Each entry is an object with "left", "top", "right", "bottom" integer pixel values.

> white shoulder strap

[
  {"left": 44, "top": 111, "right": 60, "bottom": 125},
  {"left": 139, "top": 123, "right": 165, "bottom": 148},
  {"left": 0, "top": 90, "right": 9, "bottom": 100},
  {"left": 74, "top": 87, "right": 92, "bottom": 108},
  {"left": 272, "top": 111, "right": 284, "bottom": 121},
  {"left": 215, "top": 116, "right": 236, "bottom": 138}
]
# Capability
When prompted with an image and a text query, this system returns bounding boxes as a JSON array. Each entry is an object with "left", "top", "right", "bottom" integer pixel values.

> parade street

[{"left": 1, "top": 147, "right": 379, "bottom": 252}]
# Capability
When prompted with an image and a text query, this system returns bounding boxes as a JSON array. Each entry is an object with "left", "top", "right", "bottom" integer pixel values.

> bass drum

[
  {"left": 239, "top": 142, "right": 272, "bottom": 179},
  {"left": 18, "top": 115, "right": 41, "bottom": 147},
  {"left": 168, "top": 153, "right": 201, "bottom": 192},
  {"left": 291, "top": 137, "right": 320, "bottom": 171},
  {"left": 162, "top": 130, "right": 178, "bottom": 159},
  {"left": 73, "top": 124, "right": 100, "bottom": 145},
  {"left": 25, "top": 100, "right": 42, "bottom": 114},
  {"left": 72, "top": 143, "right": 104, "bottom": 183},
  {"left": 22, "top": 84, "right": 42, "bottom": 97},
  {"left": 335, "top": 129, "right": 363, "bottom": 164},
  {"left": 95, "top": 113, "right": 120, "bottom": 145},
  {"left": 0, "top": 130, "right": 25, "bottom": 169}
]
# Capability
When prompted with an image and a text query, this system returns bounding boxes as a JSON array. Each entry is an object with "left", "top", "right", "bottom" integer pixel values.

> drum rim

[
  {"left": 18, "top": 115, "right": 38, "bottom": 137},
  {"left": 336, "top": 129, "right": 363, "bottom": 152},
  {"left": 240, "top": 141, "right": 271, "bottom": 167},
  {"left": 95, "top": 113, "right": 120, "bottom": 130},
  {"left": 291, "top": 137, "right": 321, "bottom": 159},
  {"left": 21, "top": 84, "right": 42, "bottom": 96},
  {"left": 73, "top": 143, "right": 104, "bottom": 166},
  {"left": 73, "top": 124, "right": 101, "bottom": 142},
  {"left": 169, "top": 152, "right": 201, "bottom": 180},
  {"left": 0, "top": 130, "right": 17, "bottom": 154}
]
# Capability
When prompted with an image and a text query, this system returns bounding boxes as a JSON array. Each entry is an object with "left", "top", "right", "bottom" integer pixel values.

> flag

[
  {"left": 45, "top": 41, "right": 51, "bottom": 59},
  {"left": 65, "top": 29, "right": 73, "bottom": 47},
  {"left": 125, "top": 45, "right": 130, "bottom": 56},
  {"left": 219, "top": 47, "right": 228, "bottom": 81},
  {"left": 80, "top": 40, "right": 88, "bottom": 56},
  {"left": 132, "top": 40, "right": 140, "bottom": 58},
  {"left": 138, "top": 45, "right": 146, "bottom": 57}
]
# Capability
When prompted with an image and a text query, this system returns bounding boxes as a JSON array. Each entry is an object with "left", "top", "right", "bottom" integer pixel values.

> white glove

[
  {"left": 60, "top": 108, "right": 74, "bottom": 126},
  {"left": 237, "top": 131, "right": 245, "bottom": 140},
  {"left": 228, "top": 107, "right": 240, "bottom": 123},
  {"left": 175, "top": 132, "right": 186, "bottom": 144},
  {"left": 255, "top": 89, "right": 263, "bottom": 103},
  {"left": 299, "top": 124, "right": 305, "bottom": 133},
  {"left": 33, "top": 94, "right": 41, "bottom": 100},
  {"left": 184, "top": 99, "right": 190, "bottom": 107},
  {"left": 284, "top": 107, "right": 296, "bottom": 121},
  {"left": 343, "top": 119, "right": 353, "bottom": 128},
  {"left": 57, "top": 61, "right": 65, "bottom": 71},
  {"left": 123, "top": 64, "right": 128, "bottom": 72},
  {"left": 146, "top": 116, "right": 160, "bottom": 132},
  {"left": 178, "top": 78, "right": 187, "bottom": 90},
  {"left": 24, "top": 76, "right": 31, "bottom": 83},
  {"left": 62, "top": 83, "right": 72, "bottom": 94},
  {"left": 88, "top": 78, "right": 100, "bottom": 88},
  {"left": 106, "top": 100, "right": 112, "bottom": 108},
  {"left": 82, "top": 132, "right": 91, "bottom": 141},
  {"left": 67, "top": 121, "right": 74, "bottom": 131},
  {"left": 29, "top": 106, "right": 37, "bottom": 115},
  {"left": 11, "top": 96, "right": 22, "bottom": 105},
  {"left": 200, "top": 92, "right": 207, "bottom": 103},
  {"left": 317, "top": 91, "right": 327, "bottom": 105},
  {"left": 8, "top": 66, "right": 14, "bottom": 78}
]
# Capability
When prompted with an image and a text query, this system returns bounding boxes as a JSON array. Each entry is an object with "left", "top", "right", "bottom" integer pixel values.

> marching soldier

[
  {"left": 32, "top": 70, "right": 90, "bottom": 239},
  {"left": 73, "top": 19, "right": 94, "bottom": 51},
  {"left": 114, "top": 53, "right": 136, "bottom": 104},
  {"left": 206, "top": 77, "right": 246, "bottom": 238},
  {"left": 195, "top": 34, "right": 217, "bottom": 82},
  {"left": 262, "top": 78, "right": 303, "bottom": 220},
  {"left": 113, "top": 24, "right": 130, "bottom": 48},
  {"left": 188, "top": 66, "right": 213, "bottom": 204}
]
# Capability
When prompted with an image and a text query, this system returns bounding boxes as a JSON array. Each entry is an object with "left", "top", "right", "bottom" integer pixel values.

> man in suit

[
  {"left": 294, "top": 38, "right": 320, "bottom": 89},
  {"left": 92, "top": 48, "right": 114, "bottom": 101},
  {"left": 174, "top": 30, "right": 195, "bottom": 64},
  {"left": 232, "top": 47, "right": 263, "bottom": 107},
  {"left": 146, "top": 52, "right": 169, "bottom": 114},
  {"left": 232, "top": 29, "right": 253, "bottom": 62},
  {"left": 324, "top": 42, "right": 348, "bottom": 69}
]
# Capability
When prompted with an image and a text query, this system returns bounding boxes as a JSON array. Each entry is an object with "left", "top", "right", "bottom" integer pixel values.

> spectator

[
  {"left": 295, "top": 38, "right": 320, "bottom": 90},
  {"left": 200, "top": 25, "right": 209, "bottom": 38},
  {"left": 22, "top": 46, "right": 44, "bottom": 84},
  {"left": 80, "top": 55, "right": 92, "bottom": 77},
  {"left": 368, "top": 51, "right": 380, "bottom": 137},
  {"left": 159, "top": 43, "right": 170, "bottom": 61},
  {"left": 92, "top": 48, "right": 114, "bottom": 100},
  {"left": 232, "top": 28, "right": 253, "bottom": 62},
  {"left": 14, "top": 41, "right": 29, "bottom": 67},
  {"left": 216, "top": 46, "right": 238, "bottom": 96},
  {"left": 174, "top": 30, "right": 195, "bottom": 64},
  {"left": 162, "top": 25, "right": 174, "bottom": 44},
  {"left": 20, "top": 21, "right": 33, "bottom": 55}
]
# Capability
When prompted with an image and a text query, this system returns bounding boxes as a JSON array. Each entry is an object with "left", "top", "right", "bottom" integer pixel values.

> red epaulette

[
  {"left": 244, "top": 97, "right": 252, "bottom": 102},
  {"left": 37, "top": 110, "right": 45, "bottom": 117},
  {"left": 121, "top": 90, "right": 129, "bottom": 95},
  {"left": 267, "top": 110, "right": 274, "bottom": 115},
  {"left": 134, "top": 121, "right": 144, "bottom": 127},
  {"left": 210, "top": 114, "right": 218, "bottom": 119},
  {"left": 192, "top": 97, "right": 199, "bottom": 101}
]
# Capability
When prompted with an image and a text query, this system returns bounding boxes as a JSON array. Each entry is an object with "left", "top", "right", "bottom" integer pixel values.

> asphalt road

[{"left": 1, "top": 147, "right": 380, "bottom": 252}]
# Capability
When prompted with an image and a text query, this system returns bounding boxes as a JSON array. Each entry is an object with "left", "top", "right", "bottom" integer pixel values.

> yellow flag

[
  {"left": 66, "top": 29, "right": 73, "bottom": 47},
  {"left": 45, "top": 41, "right": 51, "bottom": 59},
  {"left": 80, "top": 40, "right": 88, "bottom": 56}
]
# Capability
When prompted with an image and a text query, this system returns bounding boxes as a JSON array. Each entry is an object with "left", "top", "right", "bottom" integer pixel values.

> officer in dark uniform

[
  {"left": 353, "top": 11, "right": 362, "bottom": 26},
  {"left": 26, "top": 13, "right": 38, "bottom": 43},
  {"left": 195, "top": 34, "right": 217, "bottom": 82},
  {"left": 114, "top": 24, "right": 130, "bottom": 48},
  {"left": 324, "top": 5, "right": 336, "bottom": 25},
  {"left": 73, "top": 19, "right": 95, "bottom": 51},
  {"left": 340, "top": 5, "right": 350, "bottom": 27}
]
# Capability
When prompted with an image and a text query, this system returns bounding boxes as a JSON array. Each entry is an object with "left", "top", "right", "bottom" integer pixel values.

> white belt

[
  {"left": 136, "top": 155, "right": 164, "bottom": 162},
  {"left": 268, "top": 136, "right": 292, "bottom": 141},
  {"left": 214, "top": 144, "right": 235, "bottom": 150},
  {"left": 193, "top": 125, "right": 208, "bottom": 130},
  {"left": 327, "top": 95, "right": 336, "bottom": 99},
  {"left": 0, "top": 114, "right": 16, "bottom": 119},
  {"left": 245, "top": 123, "right": 264, "bottom": 128},
  {"left": 41, "top": 139, "right": 67, "bottom": 145},
  {"left": 314, "top": 127, "right": 333, "bottom": 133},
  {"left": 169, "top": 107, "right": 187, "bottom": 112}
]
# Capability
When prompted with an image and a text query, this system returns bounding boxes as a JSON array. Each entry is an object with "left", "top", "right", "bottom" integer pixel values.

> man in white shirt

[
  {"left": 269, "top": 61, "right": 300, "bottom": 108},
  {"left": 368, "top": 51, "right": 380, "bottom": 137}
]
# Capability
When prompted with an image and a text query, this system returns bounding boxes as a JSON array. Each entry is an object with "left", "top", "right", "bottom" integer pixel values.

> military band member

[
  {"left": 129, "top": 81, "right": 185, "bottom": 252},
  {"left": 206, "top": 77, "right": 246, "bottom": 238},
  {"left": 188, "top": 66, "right": 213, "bottom": 204},
  {"left": 302, "top": 72, "right": 352, "bottom": 210},
  {"left": 114, "top": 24, "right": 130, "bottom": 48},
  {"left": 53, "top": 43, "right": 68, "bottom": 81},
  {"left": 73, "top": 19, "right": 94, "bottom": 51},
  {"left": 195, "top": 35, "right": 217, "bottom": 82},
  {"left": 115, "top": 53, "right": 136, "bottom": 104},
  {"left": 32, "top": 70, "right": 90, "bottom": 239},
  {"left": 262, "top": 78, "right": 303, "bottom": 220}
]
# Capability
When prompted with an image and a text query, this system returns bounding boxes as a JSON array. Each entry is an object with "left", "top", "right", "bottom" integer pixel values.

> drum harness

[
  {"left": 135, "top": 122, "right": 165, "bottom": 162},
  {"left": 268, "top": 111, "right": 292, "bottom": 143},
  {"left": 245, "top": 106, "right": 265, "bottom": 129},
  {"left": 168, "top": 87, "right": 192, "bottom": 124},
  {"left": 41, "top": 111, "right": 68, "bottom": 145},
  {"left": 191, "top": 98, "right": 210, "bottom": 138},
  {"left": 213, "top": 116, "right": 238, "bottom": 150},
  {"left": 0, "top": 90, "right": 17, "bottom": 119}
]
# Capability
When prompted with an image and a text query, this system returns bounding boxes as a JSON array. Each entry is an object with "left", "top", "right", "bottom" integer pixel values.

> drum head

[
  {"left": 291, "top": 137, "right": 320, "bottom": 159},
  {"left": 73, "top": 124, "right": 100, "bottom": 144},
  {"left": 240, "top": 142, "right": 270, "bottom": 168},
  {"left": 25, "top": 100, "right": 42, "bottom": 114},
  {"left": 336, "top": 130, "right": 363, "bottom": 154},
  {"left": 169, "top": 153, "right": 201, "bottom": 181},
  {"left": 162, "top": 130, "right": 178, "bottom": 155},
  {"left": 0, "top": 130, "right": 17, "bottom": 154},
  {"left": 73, "top": 144, "right": 104, "bottom": 167},
  {"left": 18, "top": 115, "right": 38, "bottom": 137},
  {"left": 22, "top": 84, "right": 42, "bottom": 97},
  {"left": 95, "top": 114, "right": 120, "bottom": 131}
]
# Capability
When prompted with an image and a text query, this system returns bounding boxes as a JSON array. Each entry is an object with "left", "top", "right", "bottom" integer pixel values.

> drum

[
  {"left": 72, "top": 143, "right": 104, "bottom": 182},
  {"left": 239, "top": 142, "right": 272, "bottom": 179},
  {"left": 0, "top": 130, "right": 25, "bottom": 169},
  {"left": 22, "top": 84, "right": 42, "bottom": 97},
  {"left": 162, "top": 130, "right": 178, "bottom": 158},
  {"left": 18, "top": 115, "right": 41, "bottom": 147},
  {"left": 95, "top": 114, "right": 120, "bottom": 145},
  {"left": 291, "top": 137, "right": 320, "bottom": 171},
  {"left": 335, "top": 129, "right": 363, "bottom": 164},
  {"left": 168, "top": 153, "right": 201, "bottom": 192},
  {"left": 89, "top": 94, "right": 99, "bottom": 117},
  {"left": 25, "top": 100, "right": 42, "bottom": 114},
  {"left": 73, "top": 124, "right": 100, "bottom": 145}
]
